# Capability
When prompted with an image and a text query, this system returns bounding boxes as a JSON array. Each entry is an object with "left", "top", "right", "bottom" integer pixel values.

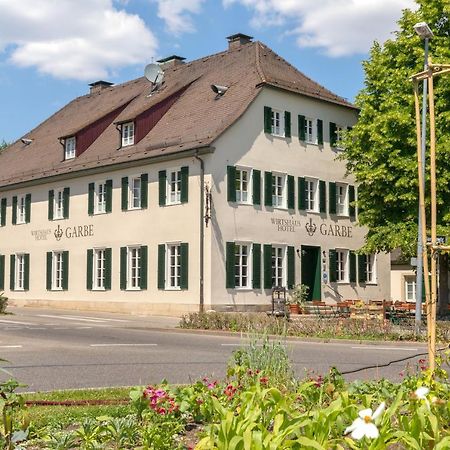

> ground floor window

[
  {"left": 366, "top": 254, "right": 376, "bottom": 283},
  {"left": 336, "top": 249, "right": 348, "bottom": 282},
  {"left": 158, "top": 243, "right": 188, "bottom": 290},
  {"left": 128, "top": 246, "right": 141, "bottom": 289},
  {"left": 405, "top": 276, "right": 416, "bottom": 302},
  {"left": 47, "top": 251, "right": 68, "bottom": 291},
  {"left": 94, "top": 249, "right": 106, "bottom": 290},
  {"left": 167, "top": 244, "right": 181, "bottom": 289},
  {"left": 272, "top": 246, "right": 285, "bottom": 287},
  {"left": 11, "top": 253, "right": 29, "bottom": 291},
  {"left": 235, "top": 243, "right": 251, "bottom": 288}
]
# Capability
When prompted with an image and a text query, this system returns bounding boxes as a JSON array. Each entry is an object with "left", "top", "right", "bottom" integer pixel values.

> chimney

[
  {"left": 156, "top": 55, "right": 186, "bottom": 69},
  {"left": 226, "top": 33, "right": 253, "bottom": 51},
  {"left": 89, "top": 80, "right": 114, "bottom": 94}
]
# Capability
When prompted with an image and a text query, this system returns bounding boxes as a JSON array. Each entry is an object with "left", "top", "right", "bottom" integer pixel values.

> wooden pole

[
  {"left": 428, "top": 65, "right": 437, "bottom": 372},
  {"left": 413, "top": 81, "right": 432, "bottom": 354}
]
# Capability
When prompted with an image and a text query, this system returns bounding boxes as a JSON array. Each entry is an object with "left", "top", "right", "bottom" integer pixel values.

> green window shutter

[
  {"left": 329, "top": 250, "right": 337, "bottom": 283},
  {"left": 298, "top": 115, "right": 306, "bottom": 141},
  {"left": 317, "top": 119, "right": 324, "bottom": 145},
  {"left": 86, "top": 249, "right": 93, "bottom": 290},
  {"left": 48, "top": 190, "right": 54, "bottom": 220},
  {"left": 104, "top": 248, "right": 112, "bottom": 290},
  {"left": 263, "top": 244, "right": 272, "bottom": 289},
  {"left": 227, "top": 166, "right": 236, "bottom": 203},
  {"left": 46, "top": 252, "right": 52, "bottom": 290},
  {"left": 252, "top": 170, "right": 261, "bottom": 205},
  {"left": 88, "top": 183, "right": 95, "bottom": 215},
  {"left": 358, "top": 255, "right": 367, "bottom": 284},
  {"left": 63, "top": 187, "right": 70, "bottom": 219},
  {"left": 287, "top": 246, "right": 295, "bottom": 289},
  {"left": 12, "top": 196, "right": 17, "bottom": 225},
  {"left": 252, "top": 243, "right": 261, "bottom": 289},
  {"left": 329, "top": 182, "right": 337, "bottom": 214},
  {"left": 180, "top": 243, "right": 189, "bottom": 290},
  {"left": 298, "top": 177, "right": 306, "bottom": 210},
  {"left": 10, "top": 255, "right": 15, "bottom": 290},
  {"left": 105, "top": 180, "right": 113, "bottom": 213},
  {"left": 349, "top": 252, "right": 356, "bottom": 283},
  {"left": 121, "top": 177, "right": 128, "bottom": 211},
  {"left": 181, "top": 166, "right": 189, "bottom": 203},
  {"left": 349, "top": 185, "right": 356, "bottom": 218},
  {"left": 319, "top": 180, "right": 326, "bottom": 213},
  {"left": 23, "top": 253, "right": 30, "bottom": 290},
  {"left": 25, "top": 194, "right": 31, "bottom": 223},
  {"left": 287, "top": 175, "right": 295, "bottom": 210},
  {"left": 284, "top": 111, "right": 291, "bottom": 137},
  {"left": 140, "top": 246, "right": 148, "bottom": 290},
  {"left": 62, "top": 251, "right": 69, "bottom": 290},
  {"left": 120, "top": 247, "right": 127, "bottom": 290},
  {"left": 225, "top": 242, "right": 235, "bottom": 289},
  {"left": 264, "top": 106, "right": 272, "bottom": 134},
  {"left": 264, "top": 171, "right": 272, "bottom": 207},
  {"left": 329, "top": 122, "right": 337, "bottom": 147},
  {"left": 0, "top": 255, "right": 4, "bottom": 290},
  {"left": 159, "top": 170, "right": 167, "bottom": 206},
  {"left": 158, "top": 244, "right": 166, "bottom": 289},
  {"left": 140, "top": 173, "right": 148, "bottom": 209},
  {"left": 0, "top": 198, "right": 6, "bottom": 227}
]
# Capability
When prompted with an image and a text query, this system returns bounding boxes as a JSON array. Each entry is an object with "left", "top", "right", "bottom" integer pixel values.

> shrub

[{"left": 0, "top": 292, "right": 8, "bottom": 314}]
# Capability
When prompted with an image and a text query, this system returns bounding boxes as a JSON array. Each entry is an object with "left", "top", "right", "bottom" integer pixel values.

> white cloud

[
  {"left": 0, "top": 0, "right": 158, "bottom": 80},
  {"left": 223, "top": 0, "right": 418, "bottom": 56},
  {"left": 154, "top": 0, "right": 205, "bottom": 34}
]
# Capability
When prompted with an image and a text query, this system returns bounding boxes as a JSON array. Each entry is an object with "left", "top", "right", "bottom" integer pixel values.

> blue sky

[{"left": 0, "top": 0, "right": 416, "bottom": 143}]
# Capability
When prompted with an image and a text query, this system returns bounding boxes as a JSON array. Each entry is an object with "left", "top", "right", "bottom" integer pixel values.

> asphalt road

[{"left": 0, "top": 307, "right": 440, "bottom": 392}]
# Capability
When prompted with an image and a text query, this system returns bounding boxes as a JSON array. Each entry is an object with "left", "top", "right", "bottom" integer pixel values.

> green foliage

[
  {"left": 287, "top": 284, "right": 309, "bottom": 306},
  {"left": 0, "top": 140, "right": 8, "bottom": 151},
  {"left": 0, "top": 292, "right": 8, "bottom": 314},
  {"left": 342, "top": 0, "right": 450, "bottom": 256}
]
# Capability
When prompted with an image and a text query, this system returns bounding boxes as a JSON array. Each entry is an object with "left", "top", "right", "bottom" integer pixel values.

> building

[{"left": 0, "top": 34, "right": 390, "bottom": 315}]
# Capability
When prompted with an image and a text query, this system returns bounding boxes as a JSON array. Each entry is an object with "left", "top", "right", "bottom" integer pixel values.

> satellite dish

[{"left": 144, "top": 63, "right": 164, "bottom": 87}]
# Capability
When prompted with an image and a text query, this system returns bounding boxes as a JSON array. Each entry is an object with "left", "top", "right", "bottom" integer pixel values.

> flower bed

[{"left": 179, "top": 311, "right": 450, "bottom": 342}]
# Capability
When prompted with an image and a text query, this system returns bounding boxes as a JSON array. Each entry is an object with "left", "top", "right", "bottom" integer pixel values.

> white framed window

[
  {"left": 236, "top": 168, "right": 251, "bottom": 204},
  {"left": 366, "top": 254, "right": 376, "bottom": 284},
  {"left": 167, "top": 169, "right": 182, "bottom": 205},
  {"left": 272, "top": 245, "right": 286, "bottom": 288},
  {"left": 93, "top": 248, "right": 106, "bottom": 290},
  {"left": 122, "top": 122, "right": 135, "bottom": 147},
  {"left": 405, "top": 276, "right": 416, "bottom": 302},
  {"left": 127, "top": 246, "right": 141, "bottom": 290},
  {"left": 305, "top": 178, "right": 318, "bottom": 212},
  {"left": 15, "top": 253, "right": 25, "bottom": 290},
  {"left": 167, "top": 243, "right": 181, "bottom": 289},
  {"left": 54, "top": 189, "right": 64, "bottom": 220},
  {"left": 52, "top": 251, "right": 64, "bottom": 290},
  {"left": 271, "top": 109, "right": 283, "bottom": 136},
  {"left": 129, "top": 177, "right": 141, "bottom": 209},
  {"left": 17, "top": 195, "right": 26, "bottom": 224},
  {"left": 65, "top": 137, "right": 76, "bottom": 160},
  {"left": 234, "top": 243, "right": 251, "bottom": 289},
  {"left": 336, "top": 183, "right": 349, "bottom": 216},
  {"left": 304, "top": 118, "right": 316, "bottom": 143},
  {"left": 272, "top": 174, "right": 286, "bottom": 208},
  {"left": 95, "top": 182, "right": 107, "bottom": 214},
  {"left": 336, "top": 249, "right": 349, "bottom": 283},
  {"left": 336, "top": 126, "right": 345, "bottom": 148}
]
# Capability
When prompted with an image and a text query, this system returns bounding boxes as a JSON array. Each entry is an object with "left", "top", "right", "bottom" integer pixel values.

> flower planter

[{"left": 289, "top": 304, "right": 300, "bottom": 315}]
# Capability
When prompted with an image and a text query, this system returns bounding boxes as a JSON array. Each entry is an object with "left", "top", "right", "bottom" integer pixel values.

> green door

[{"left": 301, "top": 246, "right": 321, "bottom": 301}]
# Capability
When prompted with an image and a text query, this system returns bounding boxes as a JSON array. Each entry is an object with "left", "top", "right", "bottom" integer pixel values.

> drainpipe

[{"left": 194, "top": 152, "right": 205, "bottom": 313}]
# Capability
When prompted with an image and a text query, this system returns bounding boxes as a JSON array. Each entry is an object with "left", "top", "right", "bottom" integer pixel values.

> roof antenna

[{"left": 144, "top": 63, "right": 165, "bottom": 96}]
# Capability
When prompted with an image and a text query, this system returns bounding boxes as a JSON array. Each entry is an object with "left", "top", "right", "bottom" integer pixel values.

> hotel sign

[
  {"left": 31, "top": 224, "right": 95, "bottom": 241},
  {"left": 271, "top": 217, "right": 352, "bottom": 238}
]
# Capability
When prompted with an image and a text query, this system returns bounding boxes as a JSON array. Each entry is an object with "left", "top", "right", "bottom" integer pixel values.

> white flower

[
  {"left": 414, "top": 386, "right": 429, "bottom": 399},
  {"left": 345, "top": 402, "right": 385, "bottom": 440}
]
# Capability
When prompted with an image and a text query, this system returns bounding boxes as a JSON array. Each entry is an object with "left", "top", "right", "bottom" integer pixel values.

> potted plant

[{"left": 287, "top": 284, "right": 309, "bottom": 314}]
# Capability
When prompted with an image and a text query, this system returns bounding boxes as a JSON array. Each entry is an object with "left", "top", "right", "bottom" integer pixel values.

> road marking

[
  {"left": 38, "top": 314, "right": 107, "bottom": 323},
  {"left": 0, "top": 319, "right": 34, "bottom": 325},
  {"left": 351, "top": 346, "right": 418, "bottom": 351},
  {"left": 220, "top": 343, "right": 264, "bottom": 347},
  {"left": 76, "top": 326, "right": 93, "bottom": 329},
  {"left": 63, "top": 315, "right": 130, "bottom": 322},
  {"left": 0, "top": 345, "right": 23, "bottom": 348},
  {"left": 89, "top": 343, "right": 157, "bottom": 347},
  {"left": 28, "top": 327, "right": 47, "bottom": 330}
]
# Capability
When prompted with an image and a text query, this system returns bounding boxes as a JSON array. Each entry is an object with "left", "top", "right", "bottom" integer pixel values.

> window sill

[
  {"left": 126, "top": 287, "right": 142, "bottom": 291},
  {"left": 94, "top": 210, "right": 106, "bottom": 215},
  {"left": 165, "top": 287, "right": 181, "bottom": 291},
  {"left": 305, "top": 209, "right": 320, "bottom": 214},
  {"left": 165, "top": 201, "right": 182, "bottom": 207},
  {"left": 365, "top": 282, "right": 378, "bottom": 286},
  {"left": 127, "top": 207, "right": 142, "bottom": 211},
  {"left": 234, "top": 287, "right": 253, "bottom": 291},
  {"left": 236, "top": 201, "right": 253, "bottom": 206},
  {"left": 337, "top": 213, "right": 350, "bottom": 218},
  {"left": 273, "top": 205, "right": 288, "bottom": 211},
  {"left": 92, "top": 287, "right": 106, "bottom": 291}
]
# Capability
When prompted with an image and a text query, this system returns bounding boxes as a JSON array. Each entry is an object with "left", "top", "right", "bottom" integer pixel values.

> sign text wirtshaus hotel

[{"left": 271, "top": 217, "right": 353, "bottom": 238}]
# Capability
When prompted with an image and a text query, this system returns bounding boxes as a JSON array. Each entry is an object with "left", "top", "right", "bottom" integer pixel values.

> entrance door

[{"left": 301, "top": 246, "right": 321, "bottom": 301}]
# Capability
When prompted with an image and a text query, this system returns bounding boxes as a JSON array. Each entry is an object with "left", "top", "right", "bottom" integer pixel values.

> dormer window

[
  {"left": 65, "top": 137, "right": 76, "bottom": 160},
  {"left": 122, "top": 122, "right": 135, "bottom": 147}
]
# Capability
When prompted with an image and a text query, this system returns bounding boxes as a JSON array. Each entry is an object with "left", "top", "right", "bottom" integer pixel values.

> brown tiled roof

[{"left": 0, "top": 40, "right": 356, "bottom": 188}]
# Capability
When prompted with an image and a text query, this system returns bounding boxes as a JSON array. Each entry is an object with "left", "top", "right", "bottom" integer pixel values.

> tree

[
  {"left": 343, "top": 0, "right": 450, "bottom": 258},
  {"left": 0, "top": 140, "right": 8, "bottom": 151}
]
